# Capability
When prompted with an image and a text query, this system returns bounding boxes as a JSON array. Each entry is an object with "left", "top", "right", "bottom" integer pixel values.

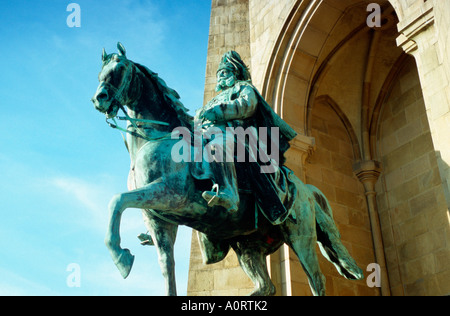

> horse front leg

[
  {"left": 233, "top": 243, "right": 276, "bottom": 296},
  {"left": 104, "top": 192, "right": 135, "bottom": 279},
  {"left": 104, "top": 181, "right": 178, "bottom": 279},
  {"left": 143, "top": 212, "right": 178, "bottom": 296}
]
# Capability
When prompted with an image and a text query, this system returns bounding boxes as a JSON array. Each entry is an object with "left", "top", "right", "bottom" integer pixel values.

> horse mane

[{"left": 133, "top": 62, "right": 194, "bottom": 130}]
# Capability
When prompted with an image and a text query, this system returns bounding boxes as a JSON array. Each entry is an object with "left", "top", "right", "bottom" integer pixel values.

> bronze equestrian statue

[{"left": 91, "top": 43, "right": 363, "bottom": 296}]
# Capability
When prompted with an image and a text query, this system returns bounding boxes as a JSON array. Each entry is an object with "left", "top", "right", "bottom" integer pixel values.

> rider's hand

[
  {"left": 201, "top": 106, "right": 218, "bottom": 122},
  {"left": 200, "top": 105, "right": 220, "bottom": 122}
]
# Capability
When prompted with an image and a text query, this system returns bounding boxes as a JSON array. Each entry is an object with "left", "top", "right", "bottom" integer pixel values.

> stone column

[{"left": 353, "top": 160, "right": 391, "bottom": 296}]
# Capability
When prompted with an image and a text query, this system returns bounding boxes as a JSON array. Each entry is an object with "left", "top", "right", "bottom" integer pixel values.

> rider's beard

[{"left": 215, "top": 75, "right": 236, "bottom": 92}]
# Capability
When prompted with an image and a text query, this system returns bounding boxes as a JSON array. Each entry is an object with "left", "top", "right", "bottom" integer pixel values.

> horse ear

[
  {"left": 102, "top": 48, "right": 108, "bottom": 62},
  {"left": 117, "top": 42, "right": 127, "bottom": 57}
]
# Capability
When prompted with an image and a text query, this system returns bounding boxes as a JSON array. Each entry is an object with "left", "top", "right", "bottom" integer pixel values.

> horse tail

[{"left": 307, "top": 185, "right": 364, "bottom": 280}]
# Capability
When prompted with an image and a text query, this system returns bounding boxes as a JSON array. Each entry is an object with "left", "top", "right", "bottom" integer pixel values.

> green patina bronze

[{"left": 91, "top": 43, "right": 364, "bottom": 296}]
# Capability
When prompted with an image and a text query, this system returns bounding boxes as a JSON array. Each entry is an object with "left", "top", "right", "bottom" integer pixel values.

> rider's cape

[
  {"left": 192, "top": 81, "right": 297, "bottom": 176},
  {"left": 239, "top": 81, "right": 298, "bottom": 225},
  {"left": 248, "top": 81, "right": 298, "bottom": 162},
  {"left": 191, "top": 81, "right": 298, "bottom": 226},
  {"left": 192, "top": 81, "right": 299, "bottom": 264}
]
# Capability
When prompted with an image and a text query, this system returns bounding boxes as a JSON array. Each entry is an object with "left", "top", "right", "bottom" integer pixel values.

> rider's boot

[{"left": 202, "top": 162, "right": 239, "bottom": 213}]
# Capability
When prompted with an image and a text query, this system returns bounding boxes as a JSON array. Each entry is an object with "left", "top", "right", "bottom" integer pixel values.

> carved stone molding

[
  {"left": 290, "top": 134, "right": 316, "bottom": 165},
  {"left": 284, "top": 133, "right": 315, "bottom": 183},
  {"left": 353, "top": 160, "right": 382, "bottom": 195},
  {"left": 396, "top": 3, "right": 435, "bottom": 54}
]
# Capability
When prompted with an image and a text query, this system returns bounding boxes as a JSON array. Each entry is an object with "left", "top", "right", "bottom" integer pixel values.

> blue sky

[{"left": 0, "top": 0, "right": 211, "bottom": 295}]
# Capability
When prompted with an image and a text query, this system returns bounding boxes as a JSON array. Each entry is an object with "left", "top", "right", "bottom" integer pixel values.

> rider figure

[{"left": 195, "top": 51, "right": 297, "bottom": 215}]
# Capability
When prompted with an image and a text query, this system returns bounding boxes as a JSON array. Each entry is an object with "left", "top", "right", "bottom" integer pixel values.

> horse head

[{"left": 92, "top": 42, "right": 140, "bottom": 118}]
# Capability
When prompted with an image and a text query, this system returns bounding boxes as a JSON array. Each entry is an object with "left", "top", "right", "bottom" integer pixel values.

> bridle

[{"left": 101, "top": 57, "right": 172, "bottom": 142}]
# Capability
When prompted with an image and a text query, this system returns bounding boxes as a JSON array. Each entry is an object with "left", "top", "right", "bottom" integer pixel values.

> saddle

[{"left": 190, "top": 159, "right": 296, "bottom": 226}]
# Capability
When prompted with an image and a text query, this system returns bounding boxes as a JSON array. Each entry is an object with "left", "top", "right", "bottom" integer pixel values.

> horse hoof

[{"left": 114, "top": 248, "right": 135, "bottom": 279}]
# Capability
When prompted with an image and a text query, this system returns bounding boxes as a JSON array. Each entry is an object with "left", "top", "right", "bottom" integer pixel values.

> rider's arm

[{"left": 202, "top": 85, "right": 258, "bottom": 122}]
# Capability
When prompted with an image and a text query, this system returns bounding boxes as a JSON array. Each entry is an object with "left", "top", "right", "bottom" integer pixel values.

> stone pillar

[
  {"left": 396, "top": 1, "right": 450, "bottom": 210},
  {"left": 187, "top": 0, "right": 254, "bottom": 296},
  {"left": 353, "top": 160, "right": 390, "bottom": 296}
]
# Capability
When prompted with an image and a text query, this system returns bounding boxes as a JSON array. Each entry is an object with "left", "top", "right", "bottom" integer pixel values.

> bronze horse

[{"left": 91, "top": 43, "right": 364, "bottom": 296}]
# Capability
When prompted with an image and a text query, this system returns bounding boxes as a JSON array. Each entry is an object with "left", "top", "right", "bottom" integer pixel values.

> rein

[
  {"left": 102, "top": 59, "right": 173, "bottom": 142},
  {"left": 106, "top": 104, "right": 172, "bottom": 142}
]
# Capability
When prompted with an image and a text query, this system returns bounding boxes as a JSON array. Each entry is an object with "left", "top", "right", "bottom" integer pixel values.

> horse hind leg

[
  {"left": 310, "top": 185, "right": 364, "bottom": 280},
  {"left": 286, "top": 233, "right": 326, "bottom": 296},
  {"left": 315, "top": 206, "right": 364, "bottom": 280},
  {"left": 283, "top": 201, "right": 326, "bottom": 296},
  {"left": 233, "top": 243, "right": 276, "bottom": 296}
]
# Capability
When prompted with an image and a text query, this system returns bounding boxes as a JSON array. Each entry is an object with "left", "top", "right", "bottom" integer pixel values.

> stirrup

[
  {"left": 202, "top": 184, "right": 238, "bottom": 213},
  {"left": 137, "top": 233, "right": 154, "bottom": 246},
  {"left": 206, "top": 183, "right": 220, "bottom": 206}
]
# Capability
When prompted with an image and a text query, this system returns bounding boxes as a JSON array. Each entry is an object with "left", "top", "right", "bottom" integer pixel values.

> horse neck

[
  {"left": 125, "top": 72, "right": 180, "bottom": 156},
  {"left": 127, "top": 76, "right": 158, "bottom": 123}
]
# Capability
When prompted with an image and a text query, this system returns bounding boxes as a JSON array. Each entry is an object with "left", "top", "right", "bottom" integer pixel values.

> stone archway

[
  {"left": 188, "top": 0, "right": 450, "bottom": 296},
  {"left": 262, "top": 0, "right": 401, "bottom": 296},
  {"left": 262, "top": 0, "right": 450, "bottom": 296}
]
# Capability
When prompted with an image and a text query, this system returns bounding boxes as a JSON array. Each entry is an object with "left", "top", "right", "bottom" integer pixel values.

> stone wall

[
  {"left": 187, "top": 0, "right": 450, "bottom": 296},
  {"left": 394, "top": 0, "right": 450, "bottom": 212},
  {"left": 248, "top": 0, "right": 296, "bottom": 90},
  {"left": 376, "top": 57, "right": 450, "bottom": 295},
  {"left": 306, "top": 99, "right": 379, "bottom": 296}
]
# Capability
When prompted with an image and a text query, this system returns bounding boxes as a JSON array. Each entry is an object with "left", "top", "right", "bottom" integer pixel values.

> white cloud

[
  {"left": 71, "top": 0, "right": 167, "bottom": 63},
  {"left": 0, "top": 158, "right": 192, "bottom": 296},
  {"left": 0, "top": 267, "right": 57, "bottom": 296},
  {"left": 48, "top": 174, "right": 145, "bottom": 234},
  {"left": 51, "top": 177, "right": 106, "bottom": 215}
]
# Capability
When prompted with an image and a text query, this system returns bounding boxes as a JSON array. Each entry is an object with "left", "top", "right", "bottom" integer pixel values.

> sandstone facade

[{"left": 187, "top": 0, "right": 450, "bottom": 296}]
